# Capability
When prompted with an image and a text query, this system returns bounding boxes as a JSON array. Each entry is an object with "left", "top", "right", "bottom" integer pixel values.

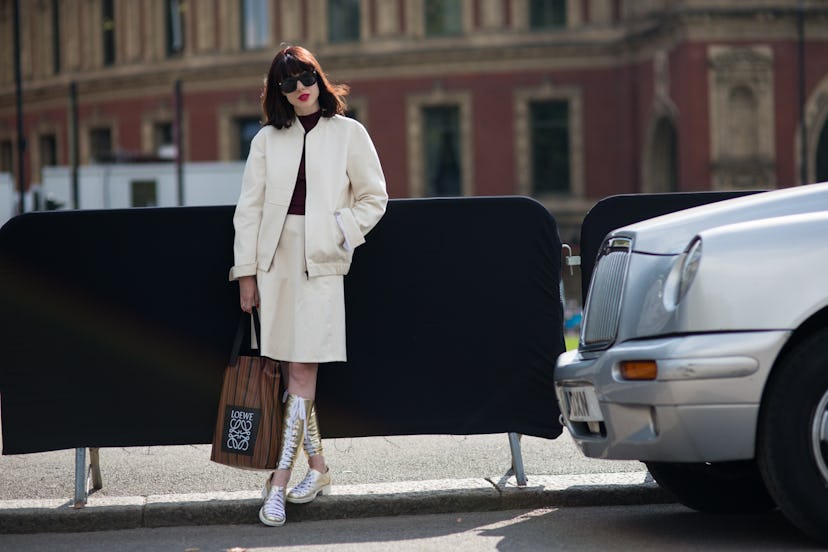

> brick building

[{"left": 2, "top": 0, "right": 828, "bottom": 241}]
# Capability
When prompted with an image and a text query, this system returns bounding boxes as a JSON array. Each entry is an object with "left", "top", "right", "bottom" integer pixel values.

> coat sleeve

[
  {"left": 229, "top": 129, "right": 267, "bottom": 281},
  {"left": 337, "top": 121, "right": 388, "bottom": 250}
]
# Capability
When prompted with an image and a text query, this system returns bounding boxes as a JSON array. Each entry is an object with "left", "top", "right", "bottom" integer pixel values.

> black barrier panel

[
  {"left": 321, "top": 197, "right": 564, "bottom": 440},
  {"left": 0, "top": 197, "right": 564, "bottom": 454},
  {"left": 579, "top": 191, "right": 762, "bottom": 305},
  {"left": 0, "top": 206, "right": 237, "bottom": 455}
]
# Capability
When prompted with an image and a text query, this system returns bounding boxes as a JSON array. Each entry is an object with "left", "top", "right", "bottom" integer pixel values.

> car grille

[{"left": 580, "top": 237, "right": 632, "bottom": 350}]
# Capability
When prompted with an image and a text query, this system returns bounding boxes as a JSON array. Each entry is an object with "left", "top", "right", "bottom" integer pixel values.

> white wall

[
  {"left": 0, "top": 173, "right": 44, "bottom": 228},
  {"left": 0, "top": 173, "right": 13, "bottom": 226},
  {"left": 39, "top": 161, "right": 245, "bottom": 211},
  {"left": 183, "top": 162, "right": 246, "bottom": 206},
  {"left": 0, "top": 162, "right": 246, "bottom": 228}
]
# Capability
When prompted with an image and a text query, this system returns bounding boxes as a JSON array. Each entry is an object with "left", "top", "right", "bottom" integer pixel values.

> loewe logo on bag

[{"left": 221, "top": 405, "right": 261, "bottom": 456}]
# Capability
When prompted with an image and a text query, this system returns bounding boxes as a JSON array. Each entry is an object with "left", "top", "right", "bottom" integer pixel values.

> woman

[{"left": 229, "top": 45, "right": 388, "bottom": 527}]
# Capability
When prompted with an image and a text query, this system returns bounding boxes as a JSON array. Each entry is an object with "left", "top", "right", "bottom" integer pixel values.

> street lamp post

[
  {"left": 12, "top": 0, "right": 26, "bottom": 214},
  {"left": 798, "top": 0, "right": 807, "bottom": 185},
  {"left": 174, "top": 79, "right": 184, "bottom": 206},
  {"left": 70, "top": 81, "right": 80, "bottom": 209}
]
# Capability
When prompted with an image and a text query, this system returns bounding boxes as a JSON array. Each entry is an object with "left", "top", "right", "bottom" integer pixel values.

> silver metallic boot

[
  {"left": 258, "top": 393, "right": 307, "bottom": 526},
  {"left": 287, "top": 401, "right": 332, "bottom": 504}
]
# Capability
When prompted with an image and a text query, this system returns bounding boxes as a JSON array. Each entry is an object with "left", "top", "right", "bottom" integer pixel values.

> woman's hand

[{"left": 239, "top": 276, "right": 259, "bottom": 313}]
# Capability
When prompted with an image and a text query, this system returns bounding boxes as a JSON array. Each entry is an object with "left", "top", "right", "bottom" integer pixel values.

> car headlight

[{"left": 663, "top": 237, "right": 702, "bottom": 308}]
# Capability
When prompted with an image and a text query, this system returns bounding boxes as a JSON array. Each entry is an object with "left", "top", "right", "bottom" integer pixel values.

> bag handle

[
  {"left": 250, "top": 311, "right": 259, "bottom": 349},
  {"left": 229, "top": 309, "right": 262, "bottom": 366}
]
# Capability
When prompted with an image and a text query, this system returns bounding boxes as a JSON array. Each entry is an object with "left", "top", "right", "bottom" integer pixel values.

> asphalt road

[{"left": 0, "top": 503, "right": 820, "bottom": 551}]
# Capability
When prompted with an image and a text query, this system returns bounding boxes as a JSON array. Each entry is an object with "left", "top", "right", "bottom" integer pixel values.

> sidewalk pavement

[
  {"left": 0, "top": 430, "right": 671, "bottom": 534},
  {"left": 0, "top": 471, "right": 671, "bottom": 534}
]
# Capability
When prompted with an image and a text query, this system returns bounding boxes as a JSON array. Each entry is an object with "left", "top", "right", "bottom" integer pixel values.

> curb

[{"left": 0, "top": 472, "right": 673, "bottom": 534}]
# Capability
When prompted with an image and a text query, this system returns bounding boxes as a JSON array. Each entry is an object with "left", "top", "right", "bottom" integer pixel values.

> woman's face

[{"left": 281, "top": 70, "right": 320, "bottom": 116}]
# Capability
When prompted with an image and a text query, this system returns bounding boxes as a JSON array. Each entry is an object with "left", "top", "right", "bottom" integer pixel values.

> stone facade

[{"left": 2, "top": 0, "right": 828, "bottom": 242}]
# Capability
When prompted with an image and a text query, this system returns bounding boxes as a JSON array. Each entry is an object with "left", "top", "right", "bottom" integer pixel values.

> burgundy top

[{"left": 288, "top": 110, "right": 323, "bottom": 215}]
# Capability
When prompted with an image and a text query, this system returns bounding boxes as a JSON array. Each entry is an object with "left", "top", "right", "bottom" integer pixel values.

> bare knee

[{"left": 287, "top": 362, "right": 318, "bottom": 395}]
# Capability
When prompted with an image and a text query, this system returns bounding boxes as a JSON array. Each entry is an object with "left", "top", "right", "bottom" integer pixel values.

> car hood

[{"left": 611, "top": 182, "right": 828, "bottom": 255}]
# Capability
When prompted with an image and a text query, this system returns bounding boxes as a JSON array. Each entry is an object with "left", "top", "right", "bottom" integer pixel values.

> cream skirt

[{"left": 256, "top": 215, "right": 347, "bottom": 363}]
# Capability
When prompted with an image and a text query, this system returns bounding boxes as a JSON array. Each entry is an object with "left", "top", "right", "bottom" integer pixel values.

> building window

[
  {"left": 238, "top": 117, "right": 261, "bottom": 160},
  {"left": 167, "top": 0, "right": 185, "bottom": 56},
  {"left": 154, "top": 122, "right": 175, "bottom": 159},
  {"left": 650, "top": 117, "right": 678, "bottom": 192},
  {"left": 727, "top": 86, "right": 759, "bottom": 158},
  {"left": 530, "top": 100, "right": 570, "bottom": 194},
  {"left": 51, "top": 0, "right": 61, "bottom": 73},
  {"left": 242, "top": 0, "right": 269, "bottom": 50},
  {"left": 40, "top": 134, "right": 58, "bottom": 167},
  {"left": 89, "top": 128, "right": 113, "bottom": 162},
  {"left": 102, "top": 0, "right": 115, "bottom": 66},
  {"left": 0, "top": 140, "right": 13, "bottom": 174},
  {"left": 408, "top": 90, "right": 472, "bottom": 197},
  {"left": 328, "top": 0, "right": 360, "bottom": 43},
  {"left": 423, "top": 105, "right": 461, "bottom": 196},
  {"left": 817, "top": 121, "right": 828, "bottom": 183},
  {"left": 529, "top": 0, "right": 566, "bottom": 30},
  {"left": 131, "top": 180, "right": 158, "bottom": 207},
  {"left": 424, "top": 0, "right": 462, "bottom": 37}
]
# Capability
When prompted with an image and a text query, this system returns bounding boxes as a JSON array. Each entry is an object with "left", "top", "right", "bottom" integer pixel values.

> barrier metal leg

[
  {"left": 89, "top": 447, "right": 103, "bottom": 491},
  {"left": 508, "top": 433, "right": 527, "bottom": 487},
  {"left": 73, "top": 448, "right": 87, "bottom": 508},
  {"left": 73, "top": 447, "right": 103, "bottom": 508}
]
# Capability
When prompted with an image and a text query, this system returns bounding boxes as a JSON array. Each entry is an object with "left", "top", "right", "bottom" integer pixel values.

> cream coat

[{"left": 229, "top": 114, "right": 388, "bottom": 280}]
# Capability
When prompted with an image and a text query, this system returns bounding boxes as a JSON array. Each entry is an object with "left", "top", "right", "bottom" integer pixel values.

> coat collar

[{"left": 287, "top": 112, "right": 332, "bottom": 137}]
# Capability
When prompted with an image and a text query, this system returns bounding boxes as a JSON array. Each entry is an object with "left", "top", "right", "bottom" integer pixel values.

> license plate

[{"left": 565, "top": 386, "right": 603, "bottom": 422}]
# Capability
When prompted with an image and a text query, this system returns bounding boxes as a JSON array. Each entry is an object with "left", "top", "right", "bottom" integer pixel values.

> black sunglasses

[{"left": 279, "top": 71, "right": 317, "bottom": 94}]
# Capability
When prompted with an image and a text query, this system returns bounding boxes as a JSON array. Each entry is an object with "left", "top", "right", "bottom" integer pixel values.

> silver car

[{"left": 555, "top": 182, "right": 828, "bottom": 544}]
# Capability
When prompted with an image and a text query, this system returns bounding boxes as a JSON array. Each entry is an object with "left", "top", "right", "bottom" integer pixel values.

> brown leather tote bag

[{"left": 211, "top": 310, "right": 282, "bottom": 470}]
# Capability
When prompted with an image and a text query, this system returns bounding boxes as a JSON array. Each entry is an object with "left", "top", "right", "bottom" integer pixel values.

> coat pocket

[{"left": 306, "top": 213, "right": 352, "bottom": 268}]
